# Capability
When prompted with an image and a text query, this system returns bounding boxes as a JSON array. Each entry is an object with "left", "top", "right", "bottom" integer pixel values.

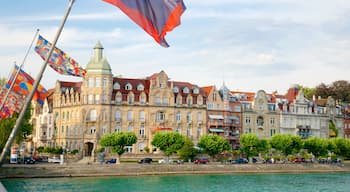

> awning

[
  {"left": 209, "top": 128, "right": 224, "bottom": 133},
  {"left": 152, "top": 127, "right": 173, "bottom": 134},
  {"left": 228, "top": 116, "right": 240, "bottom": 121},
  {"left": 209, "top": 115, "right": 224, "bottom": 120}
]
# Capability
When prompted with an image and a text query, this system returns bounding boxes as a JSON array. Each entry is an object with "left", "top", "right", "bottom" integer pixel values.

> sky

[{"left": 1, "top": 0, "right": 350, "bottom": 94}]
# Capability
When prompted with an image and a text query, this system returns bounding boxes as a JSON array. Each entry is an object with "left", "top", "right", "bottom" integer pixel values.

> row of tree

[
  {"left": 240, "top": 133, "right": 350, "bottom": 159},
  {"left": 299, "top": 80, "right": 350, "bottom": 103},
  {"left": 100, "top": 132, "right": 350, "bottom": 164}
]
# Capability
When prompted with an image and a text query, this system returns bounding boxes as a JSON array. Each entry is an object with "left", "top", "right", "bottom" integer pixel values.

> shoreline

[{"left": 1, "top": 163, "right": 350, "bottom": 179}]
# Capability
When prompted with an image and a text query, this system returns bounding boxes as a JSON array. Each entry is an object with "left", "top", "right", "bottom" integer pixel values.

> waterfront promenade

[{"left": 1, "top": 162, "right": 350, "bottom": 178}]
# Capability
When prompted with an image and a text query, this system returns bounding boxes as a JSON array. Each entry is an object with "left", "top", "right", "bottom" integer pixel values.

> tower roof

[{"left": 86, "top": 41, "right": 112, "bottom": 75}]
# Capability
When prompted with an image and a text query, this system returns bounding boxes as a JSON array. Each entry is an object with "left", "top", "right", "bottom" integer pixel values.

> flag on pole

[
  {"left": 103, "top": 0, "right": 186, "bottom": 47},
  {"left": 0, "top": 88, "right": 25, "bottom": 119},
  {"left": 34, "top": 35, "right": 86, "bottom": 77},
  {"left": 6, "top": 65, "right": 48, "bottom": 105}
]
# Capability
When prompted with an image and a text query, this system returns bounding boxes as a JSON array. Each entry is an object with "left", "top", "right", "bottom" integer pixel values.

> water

[{"left": 1, "top": 173, "right": 350, "bottom": 192}]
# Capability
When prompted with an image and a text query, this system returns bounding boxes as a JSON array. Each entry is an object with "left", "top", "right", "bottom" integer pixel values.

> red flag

[
  {"left": 0, "top": 87, "right": 25, "bottom": 119},
  {"left": 103, "top": 0, "right": 186, "bottom": 47}
]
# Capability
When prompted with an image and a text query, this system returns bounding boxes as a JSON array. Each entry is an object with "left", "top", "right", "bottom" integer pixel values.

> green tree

[
  {"left": 239, "top": 133, "right": 260, "bottom": 158},
  {"left": 177, "top": 138, "right": 198, "bottom": 161},
  {"left": 151, "top": 132, "right": 185, "bottom": 160},
  {"left": 197, "top": 134, "right": 230, "bottom": 161},
  {"left": 329, "top": 138, "right": 350, "bottom": 158},
  {"left": 100, "top": 132, "right": 137, "bottom": 164},
  {"left": 0, "top": 107, "right": 33, "bottom": 153},
  {"left": 303, "top": 137, "right": 329, "bottom": 158},
  {"left": 297, "top": 85, "right": 316, "bottom": 99},
  {"left": 257, "top": 138, "right": 270, "bottom": 155}
]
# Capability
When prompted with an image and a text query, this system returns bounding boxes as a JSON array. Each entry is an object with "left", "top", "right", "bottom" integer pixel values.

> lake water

[{"left": 1, "top": 173, "right": 350, "bottom": 192}]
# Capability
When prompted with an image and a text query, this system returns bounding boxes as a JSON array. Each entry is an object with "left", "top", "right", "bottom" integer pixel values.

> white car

[
  {"left": 158, "top": 158, "right": 173, "bottom": 164},
  {"left": 48, "top": 157, "right": 61, "bottom": 163}
]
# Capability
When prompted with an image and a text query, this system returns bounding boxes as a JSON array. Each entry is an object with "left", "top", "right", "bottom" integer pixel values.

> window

[
  {"left": 257, "top": 116, "right": 264, "bottom": 126},
  {"left": 95, "top": 78, "right": 100, "bottom": 88},
  {"left": 103, "top": 78, "right": 107, "bottom": 88},
  {"left": 139, "top": 111, "right": 145, "bottom": 122},
  {"left": 156, "top": 111, "right": 165, "bottom": 122},
  {"left": 139, "top": 143, "right": 144, "bottom": 152},
  {"left": 88, "top": 78, "right": 94, "bottom": 87},
  {"left": 137, "top": 84, "right": 144, "bottom": 91},
  {"left": 125, "top": 146, "right": 133, "bottom": 153},
  {"left": 89, "top": 126, "right": 96, "bottom": 134},
  {"left": 208, "top": 103, "right": 213, "bottom": 109},
  {"left": 183, "top": 87, "right": 189, "bottom": 94},
  {"left": 175, "top": 126, "right": 181, "bottom": 133},
  {"left": 162, "top": 98, "right": 168, "bottom": 106},
  {"left": 125, "top": 83, "right": 132, "bottom": 90},
  {"left": 116, "top": 94, "right": 122, "bottom": 104},
  {"left": 127, "top": 110, "right": 133, "bottom": 121},
  {"left": 234, "top": 106, "right": 241, "bottom": 112},
  {"left": 115, "top": 110, "right": 121, "bottom": 121},
  {"left": 193, "top": 88, "right": 199, "bottom": 94},
  {"left": 176, "top": 112, "right": 181, "bottom": 122},
  {"left": 155, "top": 96, "right": 161, "bottom": 105},
  {"left": 186, "top": 112, "right": 192, "bottom": 122},
  {"left": 197, "top": 112, "right": 202, "bottom": 122},
  {"left": 88, "top": 95, "right": 94, "bottom": 104},
  {"left": 186, "top": 127, "right": 192, "bottom": 137},
  {"left": 115, "top": 125, "right": 121, "bottom": 132},
  {"left": 90, "top": 110, "right": 97, "bottom": 121},
  {"left": 197, "top": 127, "right": 202, "bottom": 139},
  {"left": 187, "top": 98, "right": 192, "bottom": 107},
  {"left": 113, "top": 83, "right": 120, "bottom": 90},
  {"left": 173, "top": 86, "right": 179, "bottom": 93},
  {"left": 95, "top": 94, "right": 100, "bottom": 104},
  {"left": 140, "top": 95, "right": 146, "bottom": 105},
  {"left": 102, "top": 126, "right": 106, "bottom": 135},
  {"left": 140, "top": 125, "right": 145, "bottom": 137},
  {"left": 128, "top": 94, "right": 134, "bottom": 104}
]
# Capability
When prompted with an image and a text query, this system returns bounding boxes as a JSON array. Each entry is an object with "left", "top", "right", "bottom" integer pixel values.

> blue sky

[{"left": 1, "top": 0, "right": 350, "bottom": 94}]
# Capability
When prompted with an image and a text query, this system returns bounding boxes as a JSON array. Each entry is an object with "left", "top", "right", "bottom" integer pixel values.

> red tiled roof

[{"left": 201, "top": 86, "right": 214, "bottom": 97}]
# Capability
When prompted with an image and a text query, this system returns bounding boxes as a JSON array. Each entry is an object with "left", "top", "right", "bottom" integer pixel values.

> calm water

[{"left": 1, "top": 173, "right": 350, "bottom": 192}]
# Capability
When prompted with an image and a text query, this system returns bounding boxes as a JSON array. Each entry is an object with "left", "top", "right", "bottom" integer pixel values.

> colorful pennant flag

[
  {"left": 103, "top": 0, "right": 186, "bottom": 47},
  {"left": 0, "top": 87, "right": 25, "bottom": 119},
  {"left": 6, "top": 65, "right": 48, "bottom": 105},
  {"left": 34, "top": 35, "right": 86, "bottom": 77}
]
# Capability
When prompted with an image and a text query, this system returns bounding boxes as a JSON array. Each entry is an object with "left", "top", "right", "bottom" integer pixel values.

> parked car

[
  {"left": 293, "top": 157, "right": 305, "bottom": 163},
  {"left": 158, "top": 158, "right": 173, "bottom": 164},
  {"left": 193, "top": 157, "right": 209, "bottom": 164},
  {"left": 176, "top": 159, "right": 184, "bottom": 164},
  {"left": 138, "top": 158, "right": 152, "bottom": 164},
  {"left": 105, "top": 158, "right": 117, "bottom": 164},
  {"left": 33, "top": 156, "right": 48, "bottom": 162},
  {"left": 48, "top": 156, "right": 61, "bottom": 163},
  {"left": 232, "top": 158, "right": 248, "bottom": 164},
  {"left": 252, "top": 157, "right": 265, "bottom": 164},
  {"left": 23, "top": 157, "right": 36, "bottom": 164}
]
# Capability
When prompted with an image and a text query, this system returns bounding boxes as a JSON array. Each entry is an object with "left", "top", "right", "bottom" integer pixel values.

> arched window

[
  {"left": 137, "top": 84, "right": 144, "bottom": 91},
  {"left": 183, "top": 87, "right": 189, "bottom": 94},
  {"left": 125, "top": 83, "right": 132, "bottom": 90},
  {"left": 193, "top": 87, "right": 199, "bottom": 94},
  {"left": 89, "top": 109, "right": 97, "bottom": 121},
  {"left": 113, "top": 82, "right": 120, "bottom": 90},
  {"left": 173, "top": 86, "right": 179, "bottom": 93},
  {"left": 115, "top": 110, "right": 121, "bottom": 121}
]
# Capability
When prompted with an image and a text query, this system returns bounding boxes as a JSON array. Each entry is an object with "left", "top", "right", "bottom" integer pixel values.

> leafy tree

[
  {"left": 270, "top": 134, "right": 301, "bottom": 156},
  {"left": 330, "top": 80, "right": 350, "bottom": 102},
  {"left": 315, "top": 83, "right": 332, "bottom": 100},
  {"left": 257, "top": 138, "right": 270, "bottom": 155},
  {"left": 197, "top": 134, "right": 230, "bottom": 160},
  {"left": 100, "top": 132, "right": 137, "bottom": 164},
  {"left": 240, "top": 134, "right": 260, "bottom": 158},
  {"left": 151, "top": 132, "right": 185, "bottom": 160},
  {"left": 177, "top": 138, "right": 198, "bottom": 161},
  {"left": 0, "top": 107, "right": 33, "bottom": 153},
  {"left": 297, "top": 85, "right": 316, "bottom": 99},
  {"left": 303, "top": 137, "right": 329, "bottom": 158},
  {"left": 329, "top": 138, "right": 350, "bottom": 158}
]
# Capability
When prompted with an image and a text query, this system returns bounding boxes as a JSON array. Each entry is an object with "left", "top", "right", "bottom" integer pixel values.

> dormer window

[
  {"left": 173, "top": 86, "right": 179, "bottom": 93},
  {"left": 125, "top": 83, "right": 132, "bottom": 90},
  {"left": 137, "top": 84, "right": 144, "bottom": 91},
  {"left": 113, "top": 83, "right": 120, "bottom": 90},
  {"left": 183, "top": 87, "right": 189, "bottom": 94},
  {"left": 193, "top": 88, "right": 199, "bottom": 94}
]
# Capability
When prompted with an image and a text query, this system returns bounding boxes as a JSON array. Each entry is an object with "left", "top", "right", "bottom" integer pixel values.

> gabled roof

[{"left": 201, "top": 86, "right": 214, "bottom": 97}]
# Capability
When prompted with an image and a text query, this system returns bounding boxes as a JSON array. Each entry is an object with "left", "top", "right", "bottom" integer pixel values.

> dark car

[
  {"left": 105, "top": 158, "right": 117, "bottom": 164},
  {"left": 23, "top": 157, "right": 36, "bottom": 164},
  {"left": 138, "top": 158, "right": 152, "bottom": 164},
  {"left": 193, "top": 157, "right": 209, "bottom": 164},
  {"left": 232, "top": 158, "right": 248, "bottom": 164}
]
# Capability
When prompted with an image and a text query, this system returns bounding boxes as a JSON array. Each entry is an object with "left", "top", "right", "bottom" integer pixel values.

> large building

[{"left": 33, "top": 42, "right": 207, "bottom": 158}]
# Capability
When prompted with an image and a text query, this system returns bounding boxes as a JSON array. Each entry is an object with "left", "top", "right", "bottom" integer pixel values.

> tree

[
  {"left": 198, "top": 134, "right": 230, "bottom": 160},
  {"left": 0, "top": 107, "right": 33, "bottom": 153},
  {"left": 177, "top": 138, "right": 198, "bottom": 161},
  {"left": 297, "top": 85, "right": 316, "bottom": 99},
  {"left": 315, "top": 83, "right": 332, "bottom": 100},
  {"left": 151, "top": 132, "right": 185, "bottom": 160},
  {"left": 257, "top": 138, "right": 270, "bottom": 155},
  {"left": 270, "top": 134, "right": 301, "bottom": 156},
  {"left": 303, "top": 137, "right": 329, "bottom": 158},
  {"left": 330, "top": 80, "right": 350, "bottom": 102},
  {"left": 329, "top": 138, "right": 350, "bottom": 158},
  {"left": 329, "top": 120, "right": 338, "bottom": 137},
  {"left": 239, "top": 134, "right": 260, "bottom": 158},
  {"left": 100, "top": 132, "right": 137, "bottom": 164}
]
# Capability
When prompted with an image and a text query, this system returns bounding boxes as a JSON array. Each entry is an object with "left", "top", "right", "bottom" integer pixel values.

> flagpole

[
  {"left": 0, "top": 0, "right": 76, "bottom": 166},
  {"left": 0, "top": 29, "right": 40, "bottom": 115}
]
